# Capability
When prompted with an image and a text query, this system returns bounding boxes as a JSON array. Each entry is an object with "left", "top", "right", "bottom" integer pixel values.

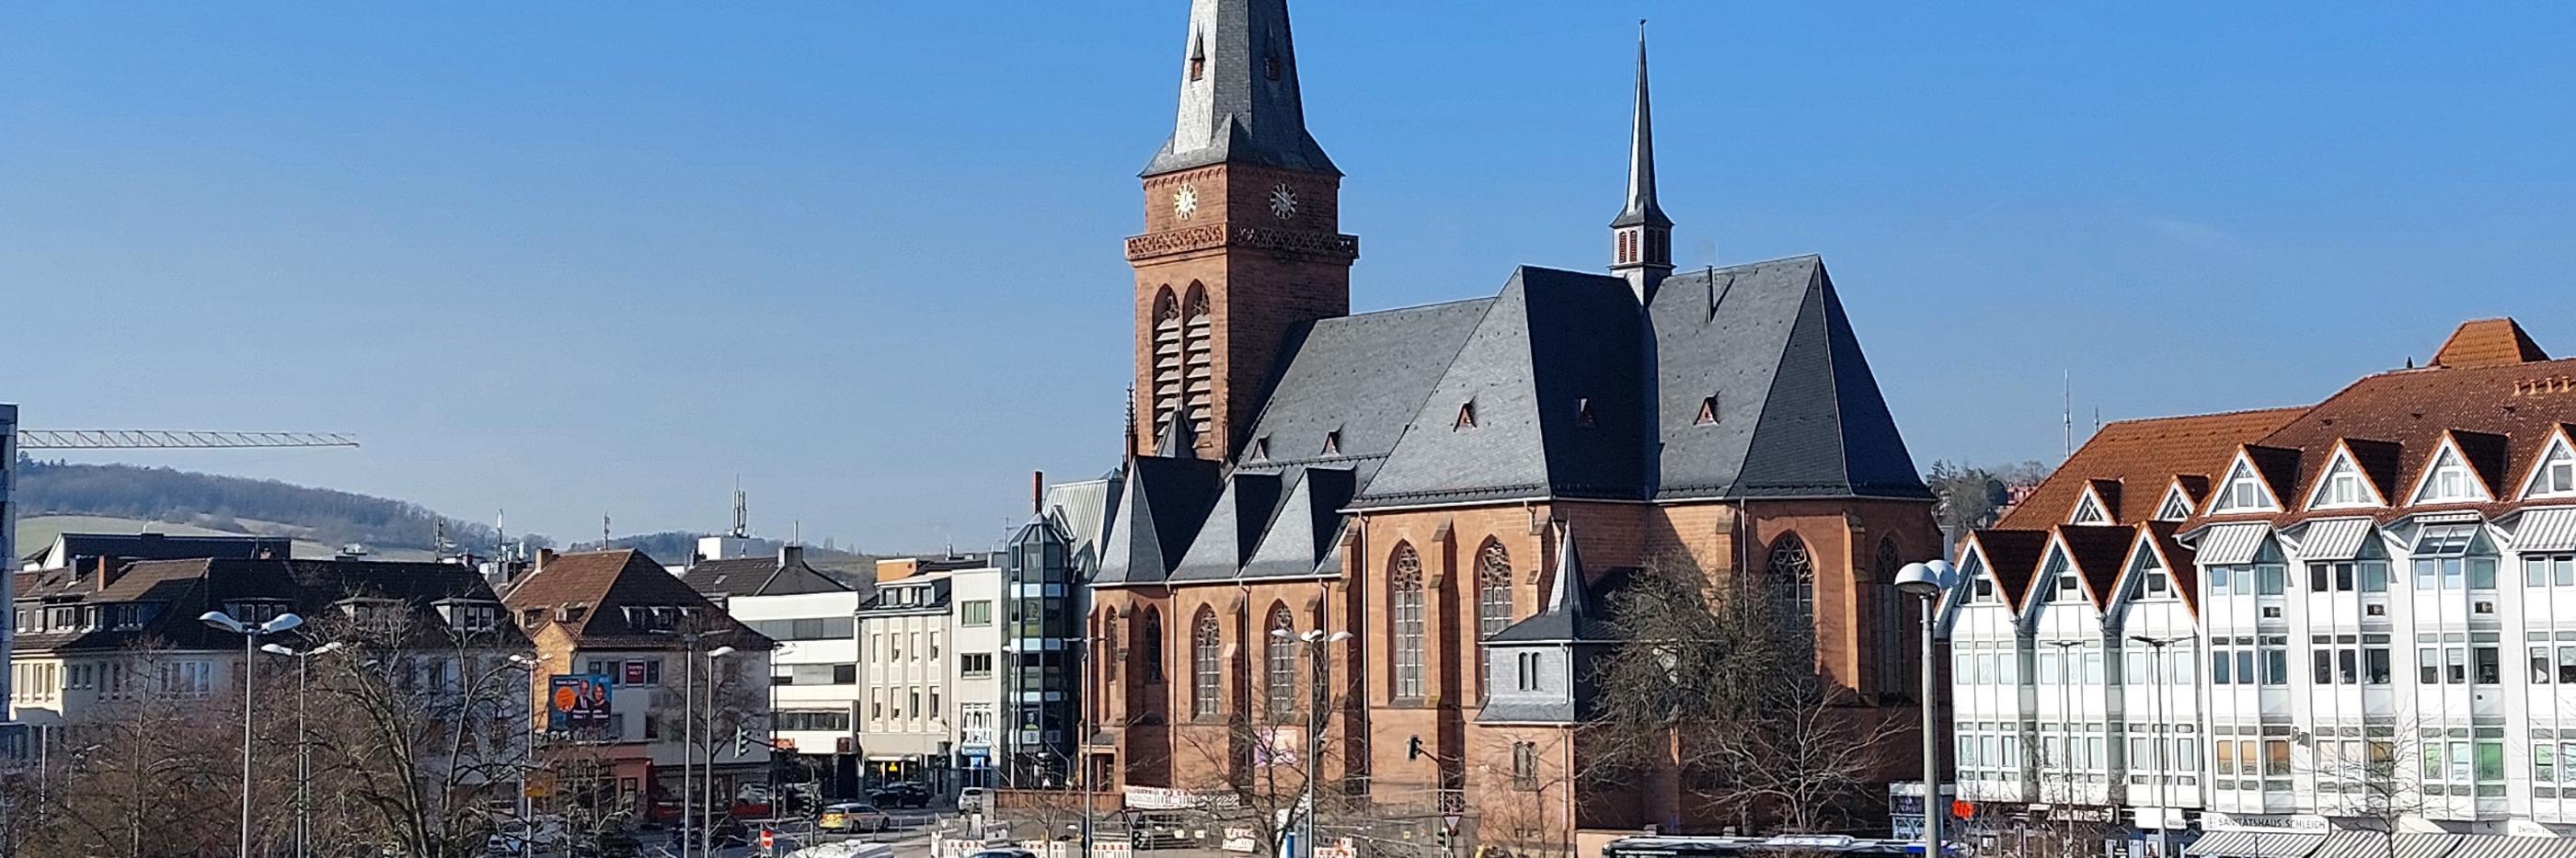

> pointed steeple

[
  {"left": 1609, "top": 20, "right": 1674, "bottom": 301},
  {"left": 1156, "top": 398, "right": 1200, "bottom": 458},
  {"left": 1545, "top": 522, "right": 1588, "bottom": 616},
  {"left": 1144, "top": 0, "right": 1339, "bottom": 177}
]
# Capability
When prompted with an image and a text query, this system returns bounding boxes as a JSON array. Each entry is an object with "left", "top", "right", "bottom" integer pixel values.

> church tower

[
  {"left": 1126, "top": 0, "right": 1357, "bottom": 461},
  {"left": 1609, "top": 24, "right": 1673, "bottom": 302}
]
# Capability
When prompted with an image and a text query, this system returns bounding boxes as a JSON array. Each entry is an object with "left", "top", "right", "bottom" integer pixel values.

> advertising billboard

[{"left": 547, "top": 673, "right": 613, "bottom": 735}]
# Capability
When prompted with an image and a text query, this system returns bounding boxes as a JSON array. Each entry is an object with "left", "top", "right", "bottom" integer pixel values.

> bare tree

[
  {"left": 2299, "top": 721, "right": 2427, "bottom": 858},
  {"left": 1588, "top": 551, "right": 1909, "bottom": 834}
]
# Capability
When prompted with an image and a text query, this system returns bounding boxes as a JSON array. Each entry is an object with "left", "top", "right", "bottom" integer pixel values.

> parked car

[
  {"left": 866, "top": 782, "right": 930, "bottom": 809},
  {"left": 956, "top": 786, "right": 988, "bottom": 815},
  {"left": 819, "top": 802, "right": 890, "bottom": 832},
  {"left": 967, "top": 849, "right": 1037, "bottom": 858}
]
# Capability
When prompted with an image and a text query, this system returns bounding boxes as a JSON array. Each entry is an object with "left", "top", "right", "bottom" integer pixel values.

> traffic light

[{"left": 735, "top": 727, "right": 752, "bottom": 758}]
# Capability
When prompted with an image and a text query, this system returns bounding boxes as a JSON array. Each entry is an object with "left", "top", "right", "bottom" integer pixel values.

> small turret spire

[{"left": 1609, "top": 19, "right": 1674, "bottom": 302}]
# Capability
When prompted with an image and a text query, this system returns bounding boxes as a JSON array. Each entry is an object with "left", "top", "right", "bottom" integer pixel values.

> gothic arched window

[
  {"left": 1191, "top": 608, "right": 1222, "bottom": 717},
  {"left": 1150, "top": 289, "right": 1182, "bottom": 440},
  {"left": 1391, "top": 543, "right": 1427, "bottom": 700},
  {"left": 1874, "top": 538, "right": 1909, "bottom": 696},
  {"left": 1476, "top": 540, "right": 1513, "bottom": 699},
  {"left": 1141, "top": 607, "right": 1165, "bottom": 684},
  {"left": 1265, "top": 603, "right": 1298, "bottom": 718},
  {"left": 1770, "top": 533, "right": 1815, "bottom": 637},
  {"left": 1182, "top": 284, "right": 1213, "bottom": 445}
]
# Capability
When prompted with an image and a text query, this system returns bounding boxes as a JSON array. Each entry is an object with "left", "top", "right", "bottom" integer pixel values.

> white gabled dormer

[
  {"left": 2408, "top": 435, "right": 2493, "bottom": 506},
  {"left": 2070, "top": 489, "right": 2111, "bottom": 525},
  {"left": 2518, "top": 429, "right": 2576, "bottom": 500},
  {"left": 2211, "top": 454, "right": 2281, "bottom": 515},
  {"left": 2305, "top": 443, "right": 2386, "bottom": 510},
  {"left": 2118, "top": 533, "right": 2178, "bottom": 606},
  {"left": 2155, "top": 480, "right": 2199, "bottom": 521}
]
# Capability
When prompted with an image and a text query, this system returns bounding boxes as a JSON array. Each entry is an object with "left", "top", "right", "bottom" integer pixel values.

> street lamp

[
  {"left": 259, "top": 640, "right": 342, "bottom": 858},
  {"left": 202, "top": 609, "right": 305, "bottom": 858},
  {"left": 508, "top": 653, "right": 551, "bottom": 840},
  {"left": 2129, "top": 634, "right": 2194, "bottom": 858},
  {"left": 1269, "top": 626, "right": 1352, "bottom": 858},
  {"left": 702, "top": 645, "right": 738, "bottom": 858},
  {"left": 1893, "top": 559, "right": 1955, "bottom": 858}
]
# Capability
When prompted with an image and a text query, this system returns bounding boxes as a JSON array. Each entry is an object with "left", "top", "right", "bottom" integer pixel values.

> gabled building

[
  {"left": 685, "top": 544, "right": 868, "bottom": 797},
  {"left": 1942, "top": 318, "right": 2576, "bottom": 856},
  {"left": 500, "top": 549, "right": 774, "bottom": 820},
  {"left": 1059, "top": 0, "right": 1941, "bottom": 846}
]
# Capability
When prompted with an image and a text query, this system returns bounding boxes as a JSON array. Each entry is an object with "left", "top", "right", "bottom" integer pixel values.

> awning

[
  {"left": 2197, "top": 523, "right": 2275, "bottom": 566},
  {"left": 2514, "top": 507, "right": 2576, "bottom": 553},
  {"left": 2444, "top": 834, "right": 2576, "bottom": 858},
  {"left": 2314, "top": 831, "right": 2404, "bottom": 858},
  {"left": 2300, "top": 518, "right": 2376, "bottom": 561},
  {"left": 2187, "top": 829, "right": 2325, "bottom": 858},
  {"left": 2394, "top": 834, "right": 2466, "bottom": 858}
]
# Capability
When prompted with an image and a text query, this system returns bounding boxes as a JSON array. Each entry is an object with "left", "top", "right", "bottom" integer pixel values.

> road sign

[{"left": 1443, "top": 814, "right": 1462, "bottom": 835}]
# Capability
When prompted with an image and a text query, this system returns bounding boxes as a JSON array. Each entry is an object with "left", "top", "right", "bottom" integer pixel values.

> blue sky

[{"left": 7, "top": 3, "right": 2574, "bottom": 553}]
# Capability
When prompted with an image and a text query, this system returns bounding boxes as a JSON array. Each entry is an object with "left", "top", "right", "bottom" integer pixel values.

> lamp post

[
  {"left": 259, "top": 640, "right": 342, "bottom": 858},
  {"left": 1269, "top": 626, "right": 1351, "bottom": 858},
  {"left": 1894, "top": 559, "right": 1955, "bottom": 858},
  {"left": 202, "top": 609, "right": 305, "bottom": 858},
  {"left": 2129, "top": 634, "right": 2194, "bottom": 858},
  {"left": 702, "top": 645, "right": 737, "bottom": 858},
  {"left": 508, "top": 653, "right": 550, "bottom": 840}
]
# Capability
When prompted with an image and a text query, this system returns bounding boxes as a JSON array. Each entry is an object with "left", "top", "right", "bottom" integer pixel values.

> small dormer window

[
  {"left": 1252, "top": 436, "right": 1271, "bottom": 462},
  {"left": 2069, "top": 494, "right": 2108, "bottom": 524},
  {"left": 225, "top": 601, "right": 290, "bottom": 625},
  {"left": 1455, "top": 401, "right": 1477, "bottom": 430},
  {"left": 2156, "top": 488, "right": 2193, "bottom": 521},
  {"left": 1696, "top": 395, "right": 1719, "bottom": 426},
  {"left": 1972, "top": 577, "right": 1994, "bottom": 603},
  {"left": 440, "top": 601, "right": 501, "bottom": 633},
  {"left": 2528, "top": 441, "right": 2576, "bottom": 498},
  {"left": 1322, "top": 430, "right": 1340, "bottom": 455},
  {"left": 1575, "top": 398, "right": 1595, "bottom": 429},
  {"left": 2214, "top": 460, "right": 2273, "bottom": 513},
  {"left": 1264, "top": 51, "right": 1281, "bottom": 81},
  {"left": 2413, "top": 445, "right": 2483, "bottom": 504},
  {"left": 2312, "top": 455, "right": 2371, "bottom": 508}
]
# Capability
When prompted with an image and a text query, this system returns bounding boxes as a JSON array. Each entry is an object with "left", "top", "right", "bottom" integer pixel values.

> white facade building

[
  {"left": 682, "top": 544, "right": 868, "bottom": 796},
  {"left": 949, "top": 564, "right": 1004, "bottom": 789},
  {"left": 1939, "top": 318, "right": 2576, "bottom": 857}
]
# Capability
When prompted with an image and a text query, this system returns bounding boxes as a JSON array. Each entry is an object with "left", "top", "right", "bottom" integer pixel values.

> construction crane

[{"left": 17, "top": 430, "right": 359, "bottom": 450}]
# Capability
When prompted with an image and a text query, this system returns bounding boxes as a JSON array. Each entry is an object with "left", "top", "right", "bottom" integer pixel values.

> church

[{"left": 1019, "top": 0, "right": 1943, "bottom": 846}]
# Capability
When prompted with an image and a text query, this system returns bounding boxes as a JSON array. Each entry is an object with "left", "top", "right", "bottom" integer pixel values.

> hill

[
  {"left": 14, "top": 514, "right": 437, "bottom": 563},
  {"left": 11, "top": 458, "right": 535, "bottom": 555}
]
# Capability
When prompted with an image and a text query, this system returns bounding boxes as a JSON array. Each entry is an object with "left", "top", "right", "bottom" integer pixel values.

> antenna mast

[
  {"left": 731, "top": 478, "right": 749, "bottom": 539},
  {"left": 2063, "top": 370, "right": 2074, "bottom": 458}
]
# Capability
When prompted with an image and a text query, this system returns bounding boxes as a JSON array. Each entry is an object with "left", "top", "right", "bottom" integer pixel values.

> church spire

[
  {"left": 1144, "top": 0, "right": 1339, "bottom": 177},
  {"left": 1609, "top": 20, "right": 1673, "bottom": 301}
]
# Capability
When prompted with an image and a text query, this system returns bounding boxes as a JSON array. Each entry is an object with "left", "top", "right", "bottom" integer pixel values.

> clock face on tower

[
  {"left": 1172, "top": 184, "right": 1199, "bottom": 220},
  {"left": 1269, "top": 183, "right": 1298, "bottom": 220}
]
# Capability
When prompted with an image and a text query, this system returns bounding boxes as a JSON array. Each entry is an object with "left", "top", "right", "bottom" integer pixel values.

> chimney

[
  {"left": 95, "top": 555, "right": 123, "bottom": 590},
  {"left": 1031, "top": 471, "right": 1045, "bottom": 516},
  {"left": 778, "top": 543, "right": 805, "bottom": 569},
  {"left": 535, "top": 548, "right": 557, "bottom": 575}
]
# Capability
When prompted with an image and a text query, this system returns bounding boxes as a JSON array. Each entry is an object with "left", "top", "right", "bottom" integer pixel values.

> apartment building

[
  {"left": 950, "top": 563, "right": 1003, "bottom": 790},
  {"left": 501, "top": 549, "right": 774, "bottom": 820},
  {"left": 683, "top": 543, "right": 868, "bottom": 798},
  {"left": 1942, "top": 318, "right": 2576, "bottom": 857}
]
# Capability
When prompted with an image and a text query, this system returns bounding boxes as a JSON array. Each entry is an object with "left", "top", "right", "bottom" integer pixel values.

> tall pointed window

[
  {"left": 1874, "top": 538, "right": 1908, "bottom": 697},
  {"left": 1141, "top": 607, "right": 1165, "bottom": 684},
  {"left": 1150, "top": 289, "right": 1182, "bottom": 440},
  {"left": 1391, "top": 543, "right": 1427, "bottom": 700},
  {"left": 1191, "top": 608, "right": 1222, "bottom": 717},
  {"left": 1265, "top": 604, "right": 1297, "bottom": 719},
  {"left": 1476, "top": 541, "right": 1513, "bottom": 700},
  {"left": 2532, "top": 440, "right": 2576, "bottom": 498},
  {"left": 1182, "top": 285, "right": 1213, "bottom": 446},
  {"left": 1769, "top": 534, "right": 1814, "bottom": 638}
]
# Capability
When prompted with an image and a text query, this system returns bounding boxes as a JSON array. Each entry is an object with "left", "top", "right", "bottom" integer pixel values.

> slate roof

[
  {"left": 1237, "top": 467, "right": 1355, "bottom": 580},
  {"left": 15, "top": 557, "right": 528, "bottom": 653},
  {"left": 1093, "top": 455, "right": 1224, "bottom": 587},
  {"left": 1352, "top": 267, "right": 1647, "bottom": 507},
  {"left": 1168, "top": 472, "right": 1285, "bottom": 581},
  {"left": 1144, "top": 0, "right": 1338, "bottom": 177},
  {"left": 1232, "top": 298, "right": 1491, "bottom": 487},
  {"left": 1489, "top": 525, "right": 1617, "bottom": 644},
  {"left": 678, "top": 554, "right": 852, "bottom": 599},
  {"left": 1648, "top": 256, "right": 1927, "bottom": 500},
  {"left": 25, "top": 532, "right": 293, "bottom": 568}
]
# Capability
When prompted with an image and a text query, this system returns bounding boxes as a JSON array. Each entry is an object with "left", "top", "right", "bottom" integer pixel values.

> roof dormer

[
  {"left": 2211, "top": 453, "right": 2283, "bottom": 515},
  {"left": 2409, "top": 433, "right": 2498, "bottom": 506},
  {"left": 2306, "top": 442, "right": 2390, "bottom": 511},
  {"left": 2069, "top": 481, "right": 2116, "bottom": 525},
  {"left": 2154, "top": 477, "right": 2203, "bottom": 521},
  {"left": 2517, "top": 427, "right": 2576, "bottom": 501}
]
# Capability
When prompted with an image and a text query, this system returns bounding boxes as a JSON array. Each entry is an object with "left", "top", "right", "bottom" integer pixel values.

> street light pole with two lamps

[
  {"left": 201, "top": 609, "right": 305, "bottom": 858},
  {"left": 259, "top": 640, "right": 342, "bottom": 858},
  {"left": 1893, "top": 558, "right": 1957, "bottom": 858}
]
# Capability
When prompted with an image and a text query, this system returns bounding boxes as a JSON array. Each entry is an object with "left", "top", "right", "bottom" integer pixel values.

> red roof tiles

[{"left": 1999, "top": 407, "right": 2306, "bottom": 529}]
